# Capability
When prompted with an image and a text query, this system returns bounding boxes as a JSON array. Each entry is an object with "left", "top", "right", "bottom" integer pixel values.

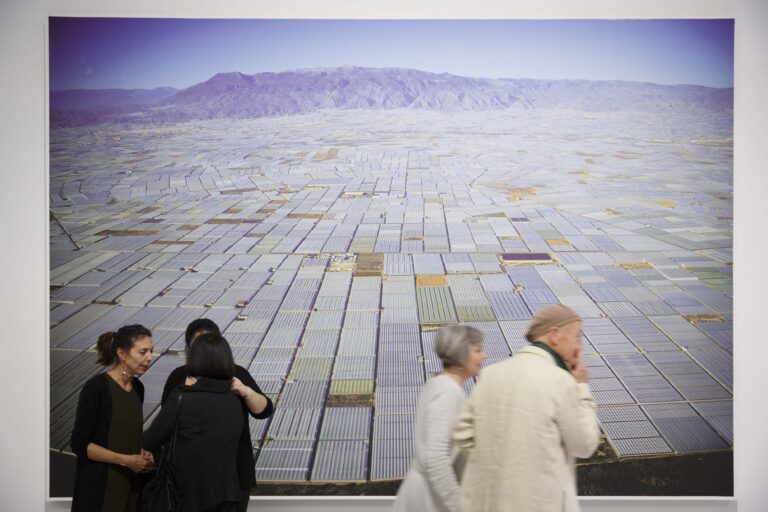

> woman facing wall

[{"left": 143, "top": 333, "right": 244, "bottom": 512}]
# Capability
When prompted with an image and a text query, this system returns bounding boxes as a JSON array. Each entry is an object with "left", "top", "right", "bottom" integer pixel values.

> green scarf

[{"left": 530, "top": 342, "right": 568, "bottom": 371}]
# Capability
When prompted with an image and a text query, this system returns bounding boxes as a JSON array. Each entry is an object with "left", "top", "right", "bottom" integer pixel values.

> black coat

[
  {"left": 70, "top": 373, "right": 145, "bottom": 512},
  {"left": 161, "top": 365, "right": 273, "bottom": 490},
  {"left": 144, "top": 378, "right": 244, "bottom": 512}
]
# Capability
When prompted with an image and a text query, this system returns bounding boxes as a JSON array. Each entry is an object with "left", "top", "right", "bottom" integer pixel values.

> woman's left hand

[{"left": 230, "top": 377, "right": 253, "bottom": 399}]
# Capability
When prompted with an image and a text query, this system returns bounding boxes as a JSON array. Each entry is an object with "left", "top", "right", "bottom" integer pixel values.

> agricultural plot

[{"left": 50, "top": 108, "right": 732, "bottom": 484}]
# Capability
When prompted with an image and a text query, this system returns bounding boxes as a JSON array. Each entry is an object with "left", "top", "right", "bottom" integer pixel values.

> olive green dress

[{"left": 102, "top": 376, "right": 143, "bottom": 512}]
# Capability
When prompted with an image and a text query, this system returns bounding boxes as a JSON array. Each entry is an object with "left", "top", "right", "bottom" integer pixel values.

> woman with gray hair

[{"left": 392, "top": 325, "right": 487, "bottom": 512}]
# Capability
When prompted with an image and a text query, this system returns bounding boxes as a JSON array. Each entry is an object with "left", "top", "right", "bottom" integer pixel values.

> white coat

[{"left": 453, "top": 346, "right": 600, "bottom": 512}]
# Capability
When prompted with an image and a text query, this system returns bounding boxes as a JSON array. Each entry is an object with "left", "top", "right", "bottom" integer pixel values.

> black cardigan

[
  {"left": 70, "top": 373, "right": 145, "bottom": 512},
  {"left": 161, "top": 365, "right": 273, "bottom": 490},
  {"left": 144, "top": 378, "right": 244, "bottom": 511}
]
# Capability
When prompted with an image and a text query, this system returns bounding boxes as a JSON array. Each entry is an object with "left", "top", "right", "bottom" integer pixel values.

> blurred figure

[
  {"left": 71, "top": 324, "right": 155, "bottom": 512},
  {"left": 161, "top": 319, "right": 273, "bottom": 512},
  {"left": 393, "top": 325, "right": 486, "bottom": 512},
  {"left": 144, "top": 333, "right": 243, "bottom": 512},
  {"left": 454, "top": 304, "right": 600, "bottom": 512}
]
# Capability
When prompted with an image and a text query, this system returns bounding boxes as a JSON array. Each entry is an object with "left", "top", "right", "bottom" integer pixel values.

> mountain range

[{"left": 50, "top": 67, "right": 733, "bottom": 127}]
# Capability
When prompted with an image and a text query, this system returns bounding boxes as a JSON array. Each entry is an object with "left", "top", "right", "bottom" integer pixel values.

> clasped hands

[{"left": 124, "top": 449, "right": 156, "bottom": 473}]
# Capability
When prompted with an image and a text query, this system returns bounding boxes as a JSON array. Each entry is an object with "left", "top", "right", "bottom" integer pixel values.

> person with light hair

[
  {"left": 393, "top": 325, "right": 487, "bottom": 512},
  {"left": 454, "top": 304, "right": 601, "bottom": 512}
]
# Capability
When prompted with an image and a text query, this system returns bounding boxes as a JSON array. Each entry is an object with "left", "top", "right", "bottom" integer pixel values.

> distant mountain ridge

[{"left": 50, "top": 66, "right": 733, "bottom": 127}]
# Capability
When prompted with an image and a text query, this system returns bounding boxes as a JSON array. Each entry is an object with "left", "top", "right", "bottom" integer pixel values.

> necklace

[{"left": 107, "top": 367, "right": 133, "bottom": 391}]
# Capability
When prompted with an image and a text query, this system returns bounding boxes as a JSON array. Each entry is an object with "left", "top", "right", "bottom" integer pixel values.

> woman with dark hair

[
  {"left": 143, "top": 333, "right": 244, "bottom": 512},
  {"left": 71, "top": 324, "right": 155, "bottom": 512},
  {"left": 161, "top": 319, "right": 273, "bottom": 512}
]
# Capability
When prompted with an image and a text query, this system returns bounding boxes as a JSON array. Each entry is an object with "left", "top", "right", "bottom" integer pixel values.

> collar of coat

[
  {"left": 183, "top": 377, "right": 233, "bottom": 393},
  {"left": 528, "top": 342, "right": 568, "bottom": 371}
]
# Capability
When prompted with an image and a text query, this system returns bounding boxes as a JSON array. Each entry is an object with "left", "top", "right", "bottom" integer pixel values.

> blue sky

[{"left": 49, "top": 18, "right": 734, "bottom": 90}]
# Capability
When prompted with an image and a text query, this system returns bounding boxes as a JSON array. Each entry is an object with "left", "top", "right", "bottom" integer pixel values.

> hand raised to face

[{"left": 568, "top": 349, "right": 588, "bottom": 384}]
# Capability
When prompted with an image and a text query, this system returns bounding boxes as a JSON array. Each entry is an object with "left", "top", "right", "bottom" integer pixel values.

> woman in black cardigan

[
  {"left": 70, "top": 324, "right": 155, "bottom": 512},
  {"left": 143, "top": 333, "right": 244, "bottom": 512}
]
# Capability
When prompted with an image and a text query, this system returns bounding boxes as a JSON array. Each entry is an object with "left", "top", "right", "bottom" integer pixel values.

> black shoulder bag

[{"left": 141, "top": 391, "right": 186, "bottom": 512}]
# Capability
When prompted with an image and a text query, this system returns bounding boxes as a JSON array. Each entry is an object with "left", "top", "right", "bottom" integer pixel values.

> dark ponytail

[
  {"left": 95, "top": 324, "right": 152, "bottom": 366},
  {"left": 96, "top": 332, "right": 117, "bottom": 365}
]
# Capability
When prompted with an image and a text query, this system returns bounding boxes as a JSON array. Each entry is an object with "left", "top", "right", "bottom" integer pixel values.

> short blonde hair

[{"left": 434, "top": 325, "right": 483, "bottom": 369}]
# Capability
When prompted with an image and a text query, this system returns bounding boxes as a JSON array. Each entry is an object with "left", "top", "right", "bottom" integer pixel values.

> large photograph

[{"left": 49, "top": 18, "right": 734, "bottom": 497}]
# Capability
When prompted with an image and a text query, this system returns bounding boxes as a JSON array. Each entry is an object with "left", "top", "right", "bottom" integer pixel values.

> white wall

[{"left": 1, "top": 1, "right": 765, "bottom": 511}]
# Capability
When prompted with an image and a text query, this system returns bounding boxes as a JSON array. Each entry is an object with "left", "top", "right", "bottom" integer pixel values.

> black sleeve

[
  {"left": 70, "top": 377, "right": 102, "bottom": 457},
  {"left": 134, "top": 378, "right": 145, "bottom": 404},
  {"left": 236, "top": 366, "right": 274, "bottom": 419},
  {"left": 161, "top": 366, "right": 185, "bottom": 405},
  {"left": 143, "top": 389, "right": 182, "bottom": 452}
]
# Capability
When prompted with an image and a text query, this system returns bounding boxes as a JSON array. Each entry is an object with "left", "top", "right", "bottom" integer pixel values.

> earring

[{"left": 121, "top": 358, "right": 127, "bottom": 377}]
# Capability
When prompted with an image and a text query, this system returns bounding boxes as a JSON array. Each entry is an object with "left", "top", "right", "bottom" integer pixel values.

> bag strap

[{"left": 164, "top": 390, "right": 184, "bottom": 465}]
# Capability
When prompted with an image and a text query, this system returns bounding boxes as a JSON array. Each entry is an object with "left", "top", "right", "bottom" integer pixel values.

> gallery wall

[{"left": 1, "top": 1, "right": 766, "bottom": 511}]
